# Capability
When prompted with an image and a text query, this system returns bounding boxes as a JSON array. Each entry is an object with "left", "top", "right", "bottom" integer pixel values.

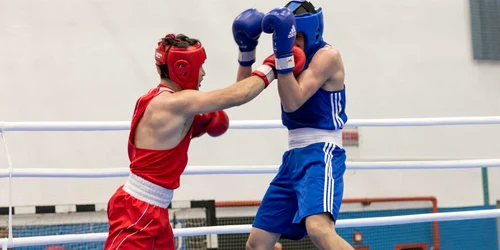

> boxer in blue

[{"left": 232, "top": 1, "right": 354, "bottom": 249}]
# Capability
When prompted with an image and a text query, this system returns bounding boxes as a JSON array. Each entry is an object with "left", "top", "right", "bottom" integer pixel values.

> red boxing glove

[
  {"left": 192, "top": 113, "right": 213, "bottom": 138},
  {"left": 191, "top": 111, "right": 229, "bottom": 138},
  {"left": 251, "top": 46, "right": 306, "bottom": 88},
  {"left": 206, "top": 110, "right": 229, "bottom": 137}
]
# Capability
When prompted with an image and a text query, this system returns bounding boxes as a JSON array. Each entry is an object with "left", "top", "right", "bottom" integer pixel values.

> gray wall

[{"left": 0, "top": 0, "right": 499, "bottom": 208}]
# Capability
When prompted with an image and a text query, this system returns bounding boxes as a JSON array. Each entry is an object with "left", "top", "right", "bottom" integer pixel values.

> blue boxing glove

[
  {"left": 262, "top": 7, "right": 296, "bottom": 74},
  {"left": 232, "top": 8, "right": 265, "bottom": 66}
]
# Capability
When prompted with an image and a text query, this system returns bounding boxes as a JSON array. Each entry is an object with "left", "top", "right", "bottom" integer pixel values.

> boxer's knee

[
  {"left": 305, "top": 212, "right": 338, "bottom": 240},
  {"left": 246, "top": 227, "right": 280, "bottom": 250},
  {"left": 305, "top": 213, "right": 355, "bottom": 250}
]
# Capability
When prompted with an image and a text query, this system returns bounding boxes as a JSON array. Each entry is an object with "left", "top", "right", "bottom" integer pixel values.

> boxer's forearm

[
  {"left": 231, "top": 76, "right": 266, "bottom": 106},
  {"left": 277, "top": 73, "right": 304, "bottom": 112},
  {"left": 236, "top": 65, "right": 252, "bottom": 82}
]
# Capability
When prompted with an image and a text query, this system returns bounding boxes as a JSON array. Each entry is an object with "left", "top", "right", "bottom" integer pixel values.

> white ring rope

[
  {"left": 1, "top": 116, "right": 500, "bottom": 131},
  {"left": 0, "top": 116, "right": 498, "bottom": 248},
  {"left": 1, "top": 158, "right": 500, "bottom": 178},
  {"left": 1, "top": 208, "right": 499, "bottom": 248}
]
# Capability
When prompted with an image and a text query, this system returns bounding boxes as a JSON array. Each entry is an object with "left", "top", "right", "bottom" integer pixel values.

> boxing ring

[{"left": 1, "top": 116, "right": 500, "bottom": 249}]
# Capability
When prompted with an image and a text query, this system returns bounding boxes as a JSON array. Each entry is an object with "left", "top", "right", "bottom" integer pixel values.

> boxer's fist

[
  {"left": 233, "top": 9, "right": 265, "bottom": 66},
  {"left": 251, "top": 46, "right": 306, "bottom": 87},
  {"left": 192, "top": 113, "right": 211, "bottom": 138},
  {"left": 263, "top": 46, "right": 306, "bottom": 76},
  {"left": 192, "top": 111, "right": 229, "bottom": 138},
  {"left": 206, "top": 110, "right": 229, "bottom": 137},
  {"left": 262, "top": 8, "right": 296, "bottom": 73},
  {"left": 233, "top": 9, "right": 264, "bottom": 51}
]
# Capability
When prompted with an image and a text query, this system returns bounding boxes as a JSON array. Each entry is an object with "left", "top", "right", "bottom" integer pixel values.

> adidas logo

[{"left": 288, "top": 25, "right": 296, "bottom": 38}]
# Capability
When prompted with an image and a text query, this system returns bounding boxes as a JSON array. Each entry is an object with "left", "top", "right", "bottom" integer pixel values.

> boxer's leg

[
  {"left": 247, "top": 150, "right": 299, "bottom": 249},
  {"left": 153, "top": 208, "right": 175, "bottom": 250},
  {"left": 292, "top": 142, "right": 353, "bottom": 250},
  {"left": 104, "top": 186, "right": 162, "bottom": 250}
]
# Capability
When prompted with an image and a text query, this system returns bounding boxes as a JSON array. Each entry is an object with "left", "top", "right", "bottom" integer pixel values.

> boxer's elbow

[
  {"left": 281, "top": 101, "right": 301, "bottom": 113},
  {"left": 280, "top": 94, "right": 304, "bottom": 112}
]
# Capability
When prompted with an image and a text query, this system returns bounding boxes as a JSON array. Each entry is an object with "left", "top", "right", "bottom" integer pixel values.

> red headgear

[{"left": 155, "top": 34, "right": 207, "bottom": 90}]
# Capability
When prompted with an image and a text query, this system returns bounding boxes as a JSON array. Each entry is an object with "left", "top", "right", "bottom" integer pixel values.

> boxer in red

[{"left": 104, "top": 33, "right": 306, "bottom": 250}]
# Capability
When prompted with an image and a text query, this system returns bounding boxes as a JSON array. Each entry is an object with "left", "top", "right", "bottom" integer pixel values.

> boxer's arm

[
  {"left": 171, "top": 76, "right": 266, "bottom": 116},
  {"left": 236, "top": 66, "right": 252, "bottom": 81},
  {"left": 278, "top": 48, "right": 342, "bottom": 112}
]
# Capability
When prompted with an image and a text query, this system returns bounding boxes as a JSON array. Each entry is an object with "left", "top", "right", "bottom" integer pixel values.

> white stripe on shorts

[
  {"left": 323, "top": 143, "right": 335, "bottom": 213},
  {"left": 109, "top": 203, "right": 150, "bottom": 249}
]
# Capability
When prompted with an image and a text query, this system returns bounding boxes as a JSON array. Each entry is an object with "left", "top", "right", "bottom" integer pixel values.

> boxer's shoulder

[
  {"left": 307, "top": 46, "right": 344, "bottom": 91},
  {"left": 148, "top": 89, "right": 191, "bottom": 112},
  {"left": 140, "top": 91, "right": 184, "bottom": 127},
  {"left": 311, "top": 46, "right": 341, "bottom": 66},
  {"left": 308, "top": 47, "right": 342, "bottom": 76}
]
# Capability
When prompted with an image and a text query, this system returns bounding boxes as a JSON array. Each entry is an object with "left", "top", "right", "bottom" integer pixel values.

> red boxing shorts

[{"left": 104, "top": 173, "right": 175, "bottom": 250}]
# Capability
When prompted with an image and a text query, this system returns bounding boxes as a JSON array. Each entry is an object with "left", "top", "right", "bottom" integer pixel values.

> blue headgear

[{"left": 285, "top": 0, "right": 324, "bottom": 57}]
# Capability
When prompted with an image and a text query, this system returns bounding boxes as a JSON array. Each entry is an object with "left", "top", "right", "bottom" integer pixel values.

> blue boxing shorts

[{"left": 252, "top": 142, "right": 346, "bottom": 240}]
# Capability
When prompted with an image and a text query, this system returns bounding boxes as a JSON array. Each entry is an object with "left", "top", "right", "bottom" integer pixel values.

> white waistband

[
  {"left": 123, "top": 172, "right": 173, "bottom": 208},
  {"left": 288, "top": 128, "right": 343, "bottom": 150}
]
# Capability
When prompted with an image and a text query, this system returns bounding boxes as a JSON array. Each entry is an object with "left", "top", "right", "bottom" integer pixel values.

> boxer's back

[{"left": 127, "top": 84, "right": 192, "bottom": 190}]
